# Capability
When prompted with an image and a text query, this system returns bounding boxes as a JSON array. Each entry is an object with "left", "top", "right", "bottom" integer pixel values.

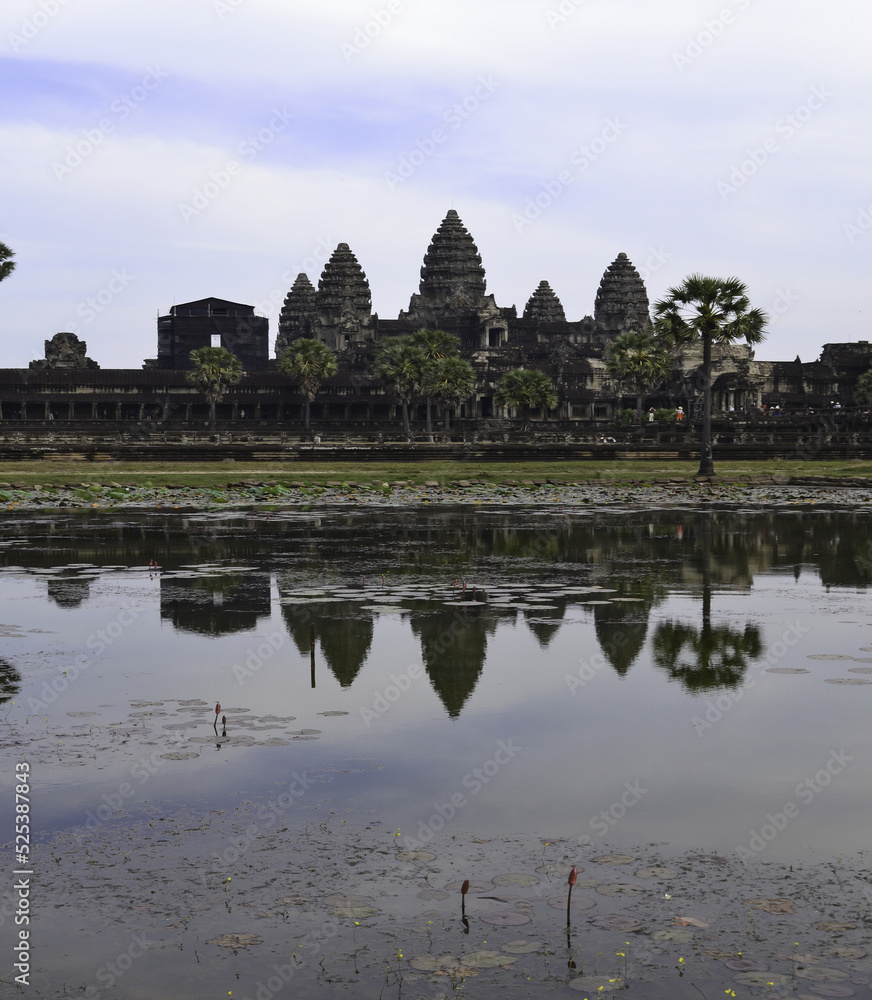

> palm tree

[
  {"left": 494, "top": 368, "right": 558, "bottom": 428},
  {"left": 421, "top": 356, "right": 476, "bottom": 431},
  {"left": 186, "top": 346, "right": 244, "bottom": 431},
  {"left": 373, "top": 337, "right": 426, "bottom": 436},
  {"left": 0, "top": 241, "right": 15, "bottom": 283},
  {"left": 654, "top": 275, "right": 767, "bottom": 477},
  {"left": 604, "top": 330, "right": 673, "bottom": 422},
  {"left": 855, "top": 366, "right": 872, "bottom": 408},
  {"left": 276, "top": 338, "right": 338, "bottom": 432},
  {"left": 410, "top": 328, "right": 461, "bottom": 433}
]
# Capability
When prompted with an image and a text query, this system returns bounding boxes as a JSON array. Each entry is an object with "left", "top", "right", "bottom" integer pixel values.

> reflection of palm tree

[
  {"left": 652, "top": 615, "right": 762, "bottom": 691},
  {"left": 0, "top": 659, "right": 22, "bottom": 706}
]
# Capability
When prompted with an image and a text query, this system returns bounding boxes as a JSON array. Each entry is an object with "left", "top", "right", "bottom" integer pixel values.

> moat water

[{"left": 1, "top": 504, "right": 870, "bottom": 999}]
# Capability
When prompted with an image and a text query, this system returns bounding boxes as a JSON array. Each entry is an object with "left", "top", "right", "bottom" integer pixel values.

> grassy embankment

[{"left": 0, "top": 459, "right": 871, "bottom": 489}]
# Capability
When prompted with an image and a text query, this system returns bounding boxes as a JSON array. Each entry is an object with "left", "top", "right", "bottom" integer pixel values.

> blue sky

[{"left": 2, "top": 0, "right": 871, "bottom": 368}]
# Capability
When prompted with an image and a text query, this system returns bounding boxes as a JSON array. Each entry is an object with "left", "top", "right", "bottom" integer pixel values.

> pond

[{"left": 1, "top": 502, "right": 870, "bottom": 999}]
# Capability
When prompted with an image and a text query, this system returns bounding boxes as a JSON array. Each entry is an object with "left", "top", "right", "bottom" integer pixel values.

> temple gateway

[{"left": 3, "top": 210, "right": 871, "bottom": 431}]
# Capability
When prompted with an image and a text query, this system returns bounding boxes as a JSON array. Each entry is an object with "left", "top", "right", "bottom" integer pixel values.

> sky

[{"left": 2, "top": 0, "right": 871, "bottom": 369}]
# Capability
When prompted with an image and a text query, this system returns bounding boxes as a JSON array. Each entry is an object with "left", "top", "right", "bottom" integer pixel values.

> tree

[
  {"left": 421, "top": 356, "right": 476, "bottom": 431},
  {"left": 186, "top": 346, "right": 244, "bottom": 431},
  {"left": 0, "top": 241, "right": 15, "bottom": 283},
  {"left": 276, "top": 338, "right": 338, "bottom": 432},
  {"left": 604, "top": 330, "right": 673, "bottom": 422},
  {"left": 654, "top": 275, "right": 767, "bottom": 477},
  {"left": 410, "top": 328, "right": 461, "bottom": 433},
  {"left": 373, "top": 337, "right": 426, "bottom": 436},
  {"left": 494, "top": 368, "right": 558, "bottom": 428},
  {"left": 855, "top": 366, "right": 872, "bottom": 408}
]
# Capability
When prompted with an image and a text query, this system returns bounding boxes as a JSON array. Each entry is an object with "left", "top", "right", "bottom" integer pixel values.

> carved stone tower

[
  {"left": 593, "top": 253, "right": 652, "bottom": 339},
  {"left": 312, "top": 243, "right": 373, "bottom": 350},
  {"left": 276, "top": 273, "right": 317, "bottom": 356},
  {"left": 523, "top": 280, "right": 566, "bottom": 324}
]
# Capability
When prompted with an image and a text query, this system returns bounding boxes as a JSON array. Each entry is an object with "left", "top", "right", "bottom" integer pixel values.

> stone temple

[{"left": 5, "top": 209, "right": 871, "bottom": 430}]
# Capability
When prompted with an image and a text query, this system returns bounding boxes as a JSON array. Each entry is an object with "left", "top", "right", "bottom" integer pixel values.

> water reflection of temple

[
  {"left": 160, "top": 573, "right": 271, "bottom": 635},
  {"left": 0, "top": 659, "right": 21, "bottom": 706}
]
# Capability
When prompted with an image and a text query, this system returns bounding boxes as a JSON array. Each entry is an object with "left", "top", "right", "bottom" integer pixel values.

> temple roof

[
  {"left": 523, "top": 280, "right": 566, "bottom": 324},
  {"left": 417, "top": 209, "right": 487, "bottom": 308},
  {"left": 316, "top": 243, "right": 371, "bottom": 318},
  {"left": 594, "top": 253, "right": 651, "bottom": 335}
]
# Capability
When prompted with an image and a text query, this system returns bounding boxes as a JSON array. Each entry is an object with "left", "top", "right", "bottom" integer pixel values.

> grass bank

[{"left": 1, "top": 458, "right": 871, "bottom": 488}]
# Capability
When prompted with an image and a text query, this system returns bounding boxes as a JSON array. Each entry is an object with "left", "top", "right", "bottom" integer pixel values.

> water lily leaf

[
  {"left": 545, "top": 895, "right": 596, "bottom": 910},
  {"left": 160, "top": 751, "right": 199, "bottom": 760},
  {"left": 806, "top": 985, "right": 856, "bottom": 998},
  {"left": 820, "top": 946, "right": 867, "bottom": 960},
  {"left": 593, "top": 854, "right": 637, "bottom": 865},
  {"left": 417, "top": 889, "right": 449, "bottom": 901},
  {"left": 409, "top": 954, "right": 463, "bottom": 973},
  {"left": 479, "top": 911, "right": 531, "bottom": 926},
  {"left": 461, "top": 950, "right": 517, "bottom": 968},
  {"left": 653, "top": 929, "right": 694, "bottom": 943},
  {"left": 592, "top": 914, "right": 642, "bottom": 931},
  {"left": 725, "top": 958, "right": 769, "bottom": 971},
  {"left": 396, "top": 851, "right": 437, "bottom": 863},
  {"left": 444, "top": 881, "right": 493, "bottom": 893},
  {"left": 825, "top": 678, "right": 872, "bottom": 685},
  {"left": 255, "top": 738, "right": 291, "bottom": 746},
  {"left": 207, "top": 933, "right": 262, "bottom": 948},
  {"left": 766, "top": 667, "right": 810, "bottom": 674},
  {"left": 814, "top": 921, "right": 857, "bottom": 932},
  {"left": 808, "top": 654, "right": 855, "bottom": 660},
  {"left": 493, "top": 873, "right": 540, "bottom": 887},
  {"left": 744, "top": 897, "right": 794, "bottom": 914},
  {"left": 329, "top": 905, "right": 380, "bottom": 918},
  {"left": 734, "top": 972, "right": 789, "bottom": 987},
  {"left": 274, "top": 895, "right": 309, "bottom": 906},
  {"left": 688, "top": 854, "right": 727, "bottom": 865},
  {"left": 597, "top": 883, "right": 646, "bottom": 897},
  {"left": 635, "top": 867, "right": 678, "bottom": 879},
  {"left": 501, "top": 940, "right": 544, "bottom": 955},
  {"left": 796, "top": 968, "right": 852, "bottom": 983},
  {"left": 848, "top": 667, "right": 872, "bottom": 674},
  {"left": 674, "top": 916, "right": 709, "bottom": 928},
  {"left": 318, "top": 711, "right": 349, "bottom": 716},
  {"left": 535, "top": 863, "right": 577, "bottom": 876}
]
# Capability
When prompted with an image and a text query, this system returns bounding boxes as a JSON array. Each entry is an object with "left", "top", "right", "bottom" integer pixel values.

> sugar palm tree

[
  {"left": 494, "top": 368, "right": 558, "bottom": 428},
  {"left": 277, "top": 338, "right": 338, "bottom": 432},
  {"left": 654, "top": 275, "right": 767, "bottom": 477},
  {"left": 186, "top": 346, "right": 244, "bottom": 430},
  {"left": 0, "top": 241, "right": 15, "bottom": 283},
  {"left": 604, "top": 329, "right": 673, "bottom": 422},
  {"left": 410, "top": 328, "right": 461, "bottom": 433},
  {"left": 373, "top": 337, "right": 426, "bottom": 436},
  {"left": 421, "top": 356, "right": 476, "bottom": 431},
  {"left": 855, "top": 366, "right": 872, "bottom": 408}
]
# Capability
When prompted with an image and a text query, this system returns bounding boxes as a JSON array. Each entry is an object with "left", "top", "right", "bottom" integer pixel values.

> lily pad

[
  {"left": 815, "top": 921, "right": 857, "bottom": 932},
  {"left": 479, "top": 911, "right": 531, "bottom": 926},
  {"left": 744, "top": 897, "right": 794, "bottom": 914},
  {"left": 501, "top": 940, "right": 544, "bottom": 955},
  {"left": 635, "top": 867, "right": 678, "bottom": 879},
  {"left": 160, "top": 751, "right": 199, "bottom": 760},
  {"left": 824, "top": 678, "right": 872, "bottom": 685},
  {"left": 274, "top": 895, "right": 309, "bottom": 906},
  {"left": 848, "top": 667, "right": 872, "bottom": 674},
  {"left": 734, "top": 972, "right": 790, "bottom": 987},
  {"left": 329, "top": 905, "right": 380, "bottom": 919},
  {"left": 592, "top": 914, "right": 643, "bottom": 931},
  {"left": 766, "top": 667, "right": 810, "bottom": 674},
  {"left": 674, "top": 916, "right": 709, "bottom": 928},
  {"left": 820, "top": 947, "right": 867, "bottom": 960},
  {"left": 653, "top": 929, "right": 695, "bottom": 943},
  {"left": 492, "top": 873, "right": 540, "bottom": 887},
  {"left": 255, "top": 738, "right": 291, "bottom": 746},
  {"left": 808, "top": 654, "right": 855, "bottom": 660},
  {"left": 593, "top": 854, "right": 637, "bottom": 865},
  {"left": 535, "top": 863, "right": 577, "bottom": 876},
  {"left": 318, "top": 711, "right": 349, "bottom": 716},
  {"left": 444, "top": 880, "right": 493, "bottom": 893},
  {"left": 207, "top": 933, "right": 262, "bottom": 949},
  {"left": 417, "top": 889, "right": 449, "bottom": 901},
  {"left": 597, "top": 884, "right": 646, "bottom": 897},
  {"left": 807, "top": 986, "right": 856, "bottom": 998},
  {"left": 461, "top": 950, "right": 517, "bottom": 968},
  {"left": 796, "top": 968, "right": 852, "bottom": 983},
  {"left": 725, "top": 958, "right": 769, "bottom": 971},
  {"left": 546, "top": 895, "right": 596, "bottom": 911},
  {"left": 409, "top": 953, "right": 464, "bottom": 973}
]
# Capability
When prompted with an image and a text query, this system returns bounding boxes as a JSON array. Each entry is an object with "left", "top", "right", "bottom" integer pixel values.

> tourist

[{"left": 675, "top": 406, "right": 684, "bottom": 422}]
